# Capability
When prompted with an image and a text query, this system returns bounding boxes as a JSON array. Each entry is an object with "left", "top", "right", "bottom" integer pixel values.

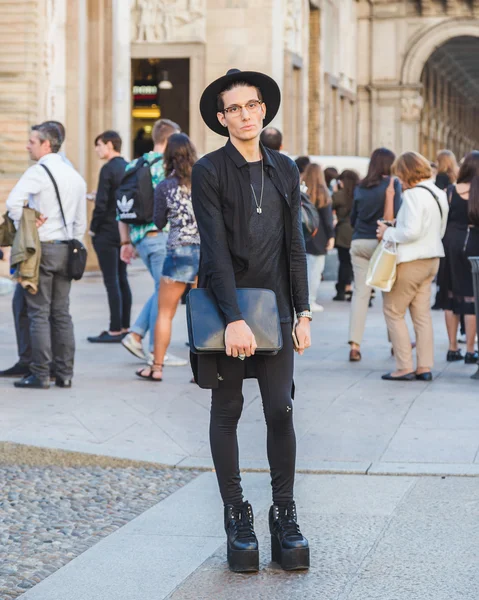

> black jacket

[
  {"left": 191, "top": 140, "right": 309, "bottom": 388},
  {"left": 90, "top": 156, "right": 127, "bottom": 243}
]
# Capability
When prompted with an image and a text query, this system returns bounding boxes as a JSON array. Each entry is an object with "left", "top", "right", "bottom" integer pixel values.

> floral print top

[{"left": 153, "top": 175, "right": 200, "bottom": 249}]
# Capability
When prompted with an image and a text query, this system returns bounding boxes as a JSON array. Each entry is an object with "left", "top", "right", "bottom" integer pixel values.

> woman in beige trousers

[
  {"left": 348, "top": 148, "right": 402, "bottom": 361},
  {"left": 377, "top": 152, "right": 449, "bottom": 381}
]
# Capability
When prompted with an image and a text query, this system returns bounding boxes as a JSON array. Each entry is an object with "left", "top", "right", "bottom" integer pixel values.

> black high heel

[
  {"left": 224, "top": 502, "right": 259, "bottom": 572},
  {"left": 269, "top": 502, "right": 309, "bottom": 570}
]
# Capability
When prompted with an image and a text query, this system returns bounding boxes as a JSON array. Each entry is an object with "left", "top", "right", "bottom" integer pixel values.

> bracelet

[
  {"left": 120, "top": 241, "right": 131, "bottom": 246},
  {"left": 296, "top": 310, "right": 313, "bottom": 321}
]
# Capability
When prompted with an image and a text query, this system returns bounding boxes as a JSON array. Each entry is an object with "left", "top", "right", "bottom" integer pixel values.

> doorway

[{"left": 131, "top": 58, "right": 190, "bottom": 158}]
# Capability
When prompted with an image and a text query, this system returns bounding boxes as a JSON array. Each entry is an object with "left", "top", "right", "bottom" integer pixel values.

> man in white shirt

[
  {"left": 6, "top": 122, "right": 87, "bottom": 389},
  {"left": 0, "top": 121, "right": 75, "bottom": 381}
]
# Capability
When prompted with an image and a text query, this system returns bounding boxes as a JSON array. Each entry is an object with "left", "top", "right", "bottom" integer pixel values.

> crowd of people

[
  {"left": 0, "top": 118, "right": 200, "bottom": 388},
  {"left": 289, "top": 145, "right": 479, "bottom": 379},
  {"left": 1, "top": 120, "right": 479, "bottom": 387},
  {"left": 1, "top": 66, "right": 479, "bottom": 575}
]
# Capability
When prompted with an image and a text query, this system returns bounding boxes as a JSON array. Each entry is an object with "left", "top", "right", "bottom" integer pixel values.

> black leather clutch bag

[{"left": 186, "top": 288, "right": 283, "bottom": 355}]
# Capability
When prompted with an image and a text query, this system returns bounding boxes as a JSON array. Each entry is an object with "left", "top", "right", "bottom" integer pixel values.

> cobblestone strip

[{"left": 0, "top": 464, "right": 199, "bottom": 599}]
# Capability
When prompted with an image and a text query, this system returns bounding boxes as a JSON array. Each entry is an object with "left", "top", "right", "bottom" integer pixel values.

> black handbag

[
  {"left": 186, "top": 288, "right": 283, "bottom": 355},
  {"left": 41, "top": 164, "right": 87, "bottom": 281},
  {"left": 300, "top": 190, "right": 320, "bottom": 241}
]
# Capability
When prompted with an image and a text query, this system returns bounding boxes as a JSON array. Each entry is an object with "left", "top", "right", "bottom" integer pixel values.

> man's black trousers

[
  {"left": 210, "top": 322, "right": 296, "bottom": 507},
  {"left": 92, "top": 234, "right": 132, "bottom": 332}
]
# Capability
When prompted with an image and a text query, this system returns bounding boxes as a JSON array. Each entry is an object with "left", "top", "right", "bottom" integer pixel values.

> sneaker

[
  {"left": 147, "top": 352, "right": 188, "bottom": 367},
  {"left": 310, "top": 302, "right": 324, "bottom": 313},
  {"left": 121, "top": 333, "right": 146, "bottom": 360},
  {"left": 87, "top": 331, "right": 125, "bottom": 343}
]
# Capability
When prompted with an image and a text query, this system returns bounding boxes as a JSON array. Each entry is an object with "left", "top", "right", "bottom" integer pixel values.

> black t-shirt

[{"left": 236, "top": 160, "right": 292, "bottom": 322}]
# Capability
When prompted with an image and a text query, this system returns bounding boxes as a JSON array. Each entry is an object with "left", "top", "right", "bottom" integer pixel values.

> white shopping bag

[{"left": 366, "top": 240, "right": 398, "bottom": 292}]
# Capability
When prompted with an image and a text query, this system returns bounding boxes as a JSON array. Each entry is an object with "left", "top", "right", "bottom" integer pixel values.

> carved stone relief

[
  {"left": 284, "top": 0, "right": 303, "bottom": 54},
  {"left": 132, "top": 0, "right": 206, "bottom": 43},
  {"left": 401, "top": 95, "right": 424, "bottom": 122}
]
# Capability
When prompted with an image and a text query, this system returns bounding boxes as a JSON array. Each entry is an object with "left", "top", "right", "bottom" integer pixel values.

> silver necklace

[{"left": 250, "top": 159, "right": 264, "bottom": 214}]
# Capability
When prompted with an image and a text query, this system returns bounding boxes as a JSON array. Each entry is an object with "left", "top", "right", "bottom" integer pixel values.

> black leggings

[
  {"left": 336, "top": 246, "right": 353, "bottom": 291},
  {"left": 93, "top": 235, "right": 132, "bottom": 331},
  {"left": 210, "top": 323, "right": 296, "bottom": 507}
]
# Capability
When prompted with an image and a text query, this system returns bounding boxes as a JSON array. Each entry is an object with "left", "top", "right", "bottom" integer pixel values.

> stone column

[
  {"left": 37, "top": 0, "right": 68, "bottom": 124},
  {"left": 87, "top": 0, "right": 112, "bottom": 189},
  {"left": 400, "top": 89, "right": 423, "bottom": 155},
  {"left": 65, "top": 0, "right": 88, "bottom": 174},
  {"left": 112, "top": 0, "right": 131, "bottom": 160},
  {"left": 308, "top": 6, "right": 320, "bottom": 155}
]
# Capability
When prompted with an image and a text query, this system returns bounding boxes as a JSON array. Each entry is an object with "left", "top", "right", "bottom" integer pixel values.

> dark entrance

[{"left": 131, "top": 58, "right": 190, "bottom": 158}]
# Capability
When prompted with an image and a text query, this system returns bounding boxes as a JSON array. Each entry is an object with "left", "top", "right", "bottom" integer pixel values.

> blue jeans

[{"left": 131, "top": 232, "right": 167, "bottom": 352}]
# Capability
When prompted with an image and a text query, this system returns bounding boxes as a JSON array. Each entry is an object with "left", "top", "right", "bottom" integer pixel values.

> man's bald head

[{"left": 260, "top": 127, "right": 283, "bottom": 151}]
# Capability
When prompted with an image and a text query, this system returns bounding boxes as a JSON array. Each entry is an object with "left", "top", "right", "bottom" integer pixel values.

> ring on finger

[{"left": 238, "top": 353, "right": 246, "bottom": 361}]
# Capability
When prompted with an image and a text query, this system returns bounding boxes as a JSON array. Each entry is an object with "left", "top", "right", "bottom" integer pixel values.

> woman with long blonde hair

[
  {"left": 301, "top": 163, "right": 334, "bottom": 312},
  {"left": 436, "top": 149, "right": 458, "bottom": 190}
]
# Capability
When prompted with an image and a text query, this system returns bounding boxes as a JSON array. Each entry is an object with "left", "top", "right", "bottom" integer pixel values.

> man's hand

[
  {"left": 35, "top": 214, "right": 48, "bottom": 229},
  {"left": 120, "top": 242, "right": 135, "bottom": 264},
  {"left": 225, "top": 320, "right": 257, "bottom": 358},
  {"left": 326, "top": 237, "right": 335, "bottom": 251},
  {"left": 294, "top": 317, "right": 311, "bottom": 355}
]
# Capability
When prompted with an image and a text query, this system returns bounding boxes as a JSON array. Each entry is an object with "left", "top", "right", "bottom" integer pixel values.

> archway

[
  {"left": 400, "top": 19, "right": 479, "bottom": 160},
  {"left": 420, "top": 36, "right": 479, "bottom": 160}
]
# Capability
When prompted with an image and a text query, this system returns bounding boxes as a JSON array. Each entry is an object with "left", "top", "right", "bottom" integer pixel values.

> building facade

[
  {"left": 1, "top": 0, "right": 479, "bottom": 276},
  {"left": 0, "top": 0, "right": 357, "bottom": 199},
  {"left": 357, "top": 0, "right": 479, "bottom": 159}
]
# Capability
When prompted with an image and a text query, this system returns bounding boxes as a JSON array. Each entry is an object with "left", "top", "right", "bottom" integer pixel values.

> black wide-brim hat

[{"left": 200, "top": 68, "right": 281, "bottom": 137}]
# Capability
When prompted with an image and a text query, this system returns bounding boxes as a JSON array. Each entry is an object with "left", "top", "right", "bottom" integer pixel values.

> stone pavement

[
  {"left": 1, "top": 266, "right": 479, "bottom": 475},
  {"left": 1, "top": 265, "right": 479, "bottom": 599},
  {"left": 17, "top": 472, "right": 479, "bottom": 600}
]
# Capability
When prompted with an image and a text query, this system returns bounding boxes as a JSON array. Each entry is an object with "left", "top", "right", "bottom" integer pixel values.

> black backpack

[
  {"left": 300, "top": 190, "right": 320, "bottom": 241},
  {"left": 116, "top": 156, "right": 162, "bottom": 225}
]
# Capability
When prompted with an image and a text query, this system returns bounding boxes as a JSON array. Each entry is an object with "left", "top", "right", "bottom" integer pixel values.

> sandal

[
  {"left": 136, "top": 363, "right": 164, "bottom": 382},
  {"left": 349, "top": 349, "right": 361, "bottom": 362}
]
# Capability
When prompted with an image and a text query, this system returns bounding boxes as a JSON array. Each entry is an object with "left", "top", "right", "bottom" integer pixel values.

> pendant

[{"left": 257, "top": 207, "right": 262, "bottom": 214}]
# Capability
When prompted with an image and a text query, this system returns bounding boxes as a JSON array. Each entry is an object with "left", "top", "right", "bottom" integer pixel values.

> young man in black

[
  {"left": 192, "top": 69, "right": 312, "bottom": 572},
  {"left": 87, "top": 131, "right": 131, "bottom": 343}
]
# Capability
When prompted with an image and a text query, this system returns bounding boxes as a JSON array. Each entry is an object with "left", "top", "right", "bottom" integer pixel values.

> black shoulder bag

[{"left": 41, "top": 164, "right": 87, "bottom": 281}]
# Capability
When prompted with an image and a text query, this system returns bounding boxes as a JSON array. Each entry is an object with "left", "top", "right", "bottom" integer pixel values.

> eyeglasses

[{"left": 222, "top": 100, "right": 263, "bottom": 117}]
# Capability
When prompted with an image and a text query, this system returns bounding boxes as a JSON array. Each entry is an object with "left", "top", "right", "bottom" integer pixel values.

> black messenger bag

[
  {"left": 41, "top": 164, "right": 87, "bottom": 281},
  {"left": 186, "top": 288, "right": 283, "bottom": 355}
]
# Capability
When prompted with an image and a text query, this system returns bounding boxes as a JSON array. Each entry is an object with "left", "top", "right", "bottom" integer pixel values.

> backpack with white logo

[{"left": 116, "top": 156, "right": 162, "bottom": 225}]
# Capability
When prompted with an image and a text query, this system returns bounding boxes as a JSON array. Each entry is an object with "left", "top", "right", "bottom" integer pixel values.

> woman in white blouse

[{"left": 377, "top": 152, "right": 449, "bottom": 381}]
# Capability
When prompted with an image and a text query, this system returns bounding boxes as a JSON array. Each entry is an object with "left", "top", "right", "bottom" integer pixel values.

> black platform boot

[
  {"left": 224, "top": 501, "right": 259, "bottom": 572},
  {"left": 269, "top": 501, "right": 310, "bottom": 571}
]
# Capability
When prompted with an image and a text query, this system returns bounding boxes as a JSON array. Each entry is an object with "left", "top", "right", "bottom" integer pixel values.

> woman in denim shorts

[{"left": 136, "top": 133, "right": 200, "bottom": 381}]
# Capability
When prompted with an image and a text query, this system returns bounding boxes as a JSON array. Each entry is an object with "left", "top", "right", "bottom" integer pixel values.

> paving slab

[
  {"left": 11, "top": 471, "right": 479, "bottom": 600},
  {"left": 1, "top": 268, "right": 478, "bottom": 475},
  {"left": 167, "top": 475, "right": 478, "bottom": 600}
]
